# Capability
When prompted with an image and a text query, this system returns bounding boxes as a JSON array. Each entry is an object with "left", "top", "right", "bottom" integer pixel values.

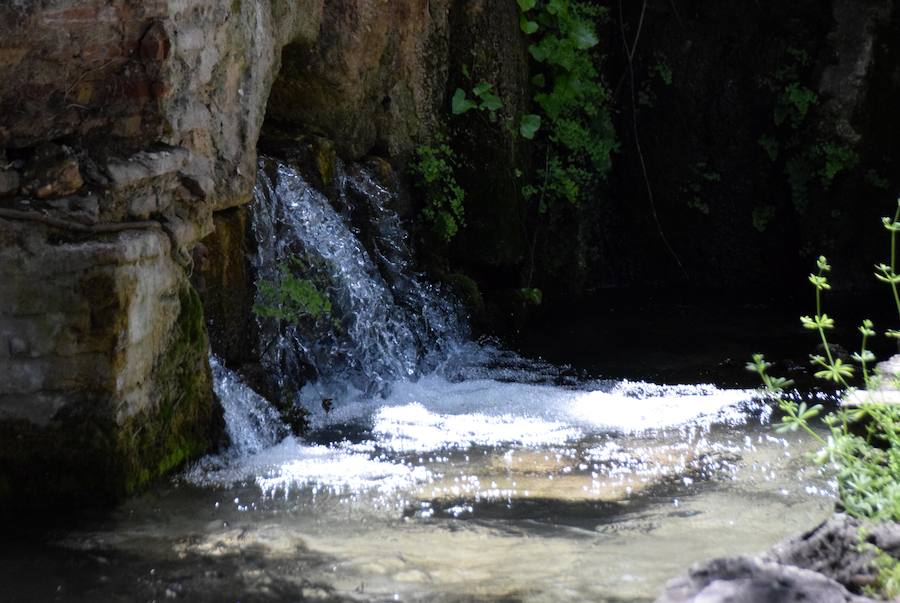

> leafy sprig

[{"left": 748, "top": 198, "right": 900, "bottom": 522}]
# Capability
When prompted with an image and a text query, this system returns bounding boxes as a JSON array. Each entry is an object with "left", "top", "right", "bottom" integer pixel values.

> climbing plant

[{"left": 517, "top": 0, "right": 617, "bottom": 210}]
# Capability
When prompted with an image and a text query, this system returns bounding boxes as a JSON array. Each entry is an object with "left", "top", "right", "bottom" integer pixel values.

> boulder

[{"left": 657, "top": 515, "right": 900, "bottom": 603}]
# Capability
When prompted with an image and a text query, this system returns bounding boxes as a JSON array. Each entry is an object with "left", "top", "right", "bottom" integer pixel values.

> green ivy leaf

[
  {"left": 451, "top": 88, "right": 476, "bottom": 115},
  {"left": 517, "top": 0, "right": 536, "bottom": 11},
  {"left": 520, "top": 114, "right": 542, "bottom": 139},
  {"left": 546, "top": 0, "right": 565, "bottom": 15},
  {"left": 472, "top": 81, "right": 493, "bottom": 97},
  {"left": 520, "top": 15, "right": 539, "bottom": 34},
  {"left": 528, "top": 43, "right": 549, "bottom": 63},
  {"left": 569, "top": 21, "right": 599, "bottom": 50},
  {"left": 479, "top": 92, "right": 503, "bottom": 112}
]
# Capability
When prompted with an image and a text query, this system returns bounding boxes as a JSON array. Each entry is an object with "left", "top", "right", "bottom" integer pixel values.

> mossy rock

[{"left": 0, "top": 282, "right": 221, "bottom": 512}]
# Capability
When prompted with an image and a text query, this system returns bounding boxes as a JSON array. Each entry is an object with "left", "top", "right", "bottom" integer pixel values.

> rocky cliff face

[{"left": 0, "top": 0, "right": 453, "bottom": 508}]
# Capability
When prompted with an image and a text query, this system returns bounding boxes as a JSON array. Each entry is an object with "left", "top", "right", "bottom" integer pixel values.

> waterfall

[
  {"left": 249, "top": 157, "right": 467, "bottom": 400},
  {"left": 209, "top": 355, "right": 287, "bottom": 455}
]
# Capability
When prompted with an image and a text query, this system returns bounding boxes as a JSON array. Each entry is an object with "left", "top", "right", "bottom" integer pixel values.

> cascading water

[
  {"left": 250, "top": 158, "right": 466, "bottom": 400},
  {"left": 209, "top": 355, "right": 287, "bottom": 456}
]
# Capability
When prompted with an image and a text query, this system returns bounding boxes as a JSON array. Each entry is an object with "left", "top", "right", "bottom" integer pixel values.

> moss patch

[{"left": 118, "top": 283, "right": 221, "bottom": 495}]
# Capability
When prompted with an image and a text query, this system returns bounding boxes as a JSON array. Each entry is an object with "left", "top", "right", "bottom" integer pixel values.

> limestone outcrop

[{"left": 0, "top": 0, "right": 454, "bottom": 508}]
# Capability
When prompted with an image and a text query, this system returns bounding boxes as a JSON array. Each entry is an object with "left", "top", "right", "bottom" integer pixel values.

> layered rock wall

[{"left": 0, "top": 0, "right": 453, "bottom": 508}]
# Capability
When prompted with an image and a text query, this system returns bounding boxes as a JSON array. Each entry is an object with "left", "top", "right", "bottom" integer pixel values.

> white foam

[
  {"left": 567, "top": 381, "right": 755, "bottom": 432},
  {"left": 189, "top": 437, "right": 429, "bottom": 498},
  {"left": 371, "top": 402, "right": 580, "bottom": 452},
  {"left": 193, "top": 358, "right": 758, "bottom": 497}
]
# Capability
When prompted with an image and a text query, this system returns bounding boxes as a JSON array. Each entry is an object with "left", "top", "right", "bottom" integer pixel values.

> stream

[{"left": 1, "top": 159, "right": 835, "bottom": 603}]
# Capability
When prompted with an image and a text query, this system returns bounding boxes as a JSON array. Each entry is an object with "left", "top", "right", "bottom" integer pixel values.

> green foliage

[
  {"left": 520, "top": 113, "right": 542, "bottom": 139},
  {"left": 254, "top": 257, "right": 332, "bottom": 325},
  {"left": 517, "top": 0, "right": 616, "bottom": 210},
  {"left": 638, "top": 53, "right": 674, "bottom": 108},
  {"left": 820, "top": 143, "right": 860, "bottom": 188},
  {"left": 774, "top": 82, "right": 818, "bottom": 128},
  {"left": 410, "top": 139, "right": 466, "bottom": 241},
  {"left": 749, "top": 200, "right": 900, "bottom": 522},
  {"left": 866, "top": 169, "right": 892, "bottom": 191},
  {"left": 760, "top": 47, "right": 861, "bottom": 215},
  {"left": 866, "top": 549, "right": 900, "bottom": 599}
]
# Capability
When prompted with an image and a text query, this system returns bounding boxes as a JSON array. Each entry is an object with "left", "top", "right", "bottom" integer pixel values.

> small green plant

[
  {"left": 410, "top": 138, "right": 466, "bottom": 242},
  {"left": 516, "top": 287, "right": 543, "bottom": 306},
  {"left": 254, "top": 258, "right": 333, "bottom": 325},
  {"left": 749, "top": 200, "right": 900, "bottom": 522},
  {"left": 855, "top": 528, "right": 900, "bottom": 599},
  {"left": 452, "top": 81, "right": 504, "bottom": 120}
]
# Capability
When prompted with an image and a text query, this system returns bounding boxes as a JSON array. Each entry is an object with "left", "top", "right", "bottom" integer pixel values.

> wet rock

[
  {"left": 657, "top": 556, "right": 875, "bottom": 603},
  {"left": 657, "top": 515, "right": 900, "bottom": 603},
  {"left": 22, "top": 144, "right": 83, "bottom": 199},
  {"left": 767, "top": 515, "right": 900, "bottom": 586}
]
